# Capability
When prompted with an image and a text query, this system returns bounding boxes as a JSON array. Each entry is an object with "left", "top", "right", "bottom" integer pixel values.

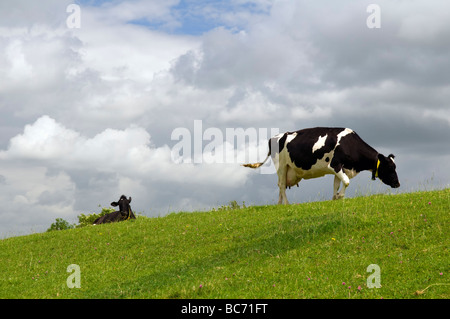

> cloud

[
  {"left": 0, "top": 0, "right": 71, "bottom": 28},
  {"left": 397, "top": 1, "right": 450, "bottom": 43},
  {"left": 1, "top": 116, "right": 80, "bottom": 160},
  {"left": 0, "top": 115, "right": 258, "bottom": 236},
  {"left": 171, "top": 23, "right": 313, "bottom": 91},
  {"left": 169, "top": 0, "right": 450, "bottom": 151},
  {"left": 1, "top": 115, "right": 237, "bottom": 180},
  {"left": 0, "top": 163, "right": 76, "bottom": 237},
  {"left": 98, "top": 0, "right": 180, "bottom": 27}
]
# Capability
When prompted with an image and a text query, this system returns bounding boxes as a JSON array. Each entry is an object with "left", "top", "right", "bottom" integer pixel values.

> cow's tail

[{"left": 242, "top": 147, "right": 271, "bottom": 169}]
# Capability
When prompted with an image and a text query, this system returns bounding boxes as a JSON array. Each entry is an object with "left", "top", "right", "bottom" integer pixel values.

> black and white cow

[
  {"left": 243, "top": 127, "right": 400, "bottom": 204},
  {"left": 93, "top": 195, "right": 136, "bottom": 225}
]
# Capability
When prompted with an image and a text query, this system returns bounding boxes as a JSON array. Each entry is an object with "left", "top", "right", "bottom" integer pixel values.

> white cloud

[
  {"left": 1, "top": 116, "right": 80, "bottom": 160},
  {"left": 1, "top": 115, "right": 168, "bottom": 176},
  {"left": 0, "top": 115, "right": 254, "bottom": 233},
  {"left": 4, "top": 39, "right": 33, "bottom": 81},
  {"left": 0, "top": 117, "right": 265, "bottom": 237},
  {"left": 86, "top": 0, "right": 180, "bottom": 29}
]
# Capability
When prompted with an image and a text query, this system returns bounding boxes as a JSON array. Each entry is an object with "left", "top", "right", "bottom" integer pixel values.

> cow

[
  {"left": 93, "top": 195, "right": 136, "bottom": 225},
  {"left": 243, "top": 127, "right": 400, "bottom": 204}
]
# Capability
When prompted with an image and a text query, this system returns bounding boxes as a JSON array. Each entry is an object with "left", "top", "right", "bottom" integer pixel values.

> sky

[{"left": 0, "top": 0, "right": 449, "bottom": 238}]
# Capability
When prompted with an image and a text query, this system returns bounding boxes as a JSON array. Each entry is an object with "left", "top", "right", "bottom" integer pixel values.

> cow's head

[
  {"left": 377, "top": 154, "right": 400, "bottom": 188},
  {"left": 111, "top": 195, "right": 134, "bottom": 219}
]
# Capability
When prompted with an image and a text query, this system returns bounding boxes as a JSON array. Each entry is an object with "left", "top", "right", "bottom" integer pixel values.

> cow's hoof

[{"left": 333, "top": 193, "right": 345, "bottom": 200}]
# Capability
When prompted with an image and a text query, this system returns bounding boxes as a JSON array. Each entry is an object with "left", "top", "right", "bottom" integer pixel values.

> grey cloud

[
  {"left": 0, "top": 0, "right": 72, "bottom": 27},
  {"left": 311, "top": 3, "right": 450, "bottom": 89},
  {"left": 37, "top": 190, "right": 74, "bottom": 207}
]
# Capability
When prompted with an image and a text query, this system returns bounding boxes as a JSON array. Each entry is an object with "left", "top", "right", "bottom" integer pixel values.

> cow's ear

[
  {"left": 128, "top": 197, "right": 132, "bottom": 203},
  {"left": 111, "top": 201, "right": 119, "bottom": 207},
  {"left": 388, "top": 154, "right": 396, "bottom": 165}
]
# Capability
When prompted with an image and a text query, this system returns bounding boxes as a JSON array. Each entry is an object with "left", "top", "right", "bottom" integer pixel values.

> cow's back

[
  {"left": 93, "top": 211, "right": 122, "bottom": 225},
  {"left": 285, "top": 127, "right": 346, "bottom": 171}
]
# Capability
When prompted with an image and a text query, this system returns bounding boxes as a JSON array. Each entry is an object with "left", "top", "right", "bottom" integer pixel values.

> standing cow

[{"left": 243, "top": 127, "right": 400, "bottom": 204}]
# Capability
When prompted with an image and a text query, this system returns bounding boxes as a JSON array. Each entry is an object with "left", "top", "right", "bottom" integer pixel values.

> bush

[
  {"left": 76, "top": 207, "right": 115, "bottom": 228},
  {"left": 213, "top": 200, "right": 246, "bottom": 211},
  {"left": 47, "top": 206, "right": 145, "bottom": 232},
  {"left": 47, "top": 218, "right": 75, "bottom": 232}
]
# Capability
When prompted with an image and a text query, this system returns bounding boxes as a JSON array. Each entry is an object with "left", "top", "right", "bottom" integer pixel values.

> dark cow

[
  {"left": 93, "top": 195, "right": 136, "bottom": 225},
  {"left": 243, "top": 127, "right": 400, "bottom": 204}
]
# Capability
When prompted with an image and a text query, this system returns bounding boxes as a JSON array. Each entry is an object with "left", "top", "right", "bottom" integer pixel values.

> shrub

[
  {"left": 46, "top": 218, "right": 75, "bottom": 232},
  {"left": 76, "top": 207, "right": 115, "bottom": 228},
  {"left": 47, "top": 206, "right": 145, "bottom": 232},
  {"left": 213, "top": 200, "right": 246, "bottom": 211}
]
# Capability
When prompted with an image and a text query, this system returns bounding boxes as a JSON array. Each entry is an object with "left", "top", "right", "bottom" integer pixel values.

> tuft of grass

[{"left": 0, "top": 189, "right": 448, "bottom": 299}]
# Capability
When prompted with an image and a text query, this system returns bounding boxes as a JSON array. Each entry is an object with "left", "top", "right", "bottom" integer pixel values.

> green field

[{"left": 0, "top": 189, "right": 448, "bottom": 299}]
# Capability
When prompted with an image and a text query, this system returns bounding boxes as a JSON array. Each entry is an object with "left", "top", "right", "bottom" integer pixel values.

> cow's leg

[
  {"left": 332, "top": 175, "right": 341, "bottom": 200},
  {"left": 280, "top": 188, "right": 289, "bottom": 205},
  {"left": 277, "top": 184, "right": 289, "bottom": 205},
  {"left": 278, "top": 188, "right": 287, "bottom": 205},
  {"left": 277, "top": 165, "right": 289, "bottom": 205},
  {"left": 333, "top": 169, "right": 350, "bottom": 200}
]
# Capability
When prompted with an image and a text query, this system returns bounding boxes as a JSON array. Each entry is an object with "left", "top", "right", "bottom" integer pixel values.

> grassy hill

[{"left": 0, "top": 189, "right": 448, "bottom": 299}]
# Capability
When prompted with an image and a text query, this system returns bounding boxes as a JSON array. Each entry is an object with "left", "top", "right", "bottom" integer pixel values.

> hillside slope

[{"left": 0, "top": 189, "right": 448, "bottom": 299}]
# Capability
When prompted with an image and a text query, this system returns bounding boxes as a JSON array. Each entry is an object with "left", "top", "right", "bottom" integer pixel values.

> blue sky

[{"left": 76, "top": 0, "right": 272, "bottom": 35}]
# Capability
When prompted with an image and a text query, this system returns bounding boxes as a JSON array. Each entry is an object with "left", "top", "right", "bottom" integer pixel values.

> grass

[{"left": 0, "top": 189, "right": 448, "bottom": 299}]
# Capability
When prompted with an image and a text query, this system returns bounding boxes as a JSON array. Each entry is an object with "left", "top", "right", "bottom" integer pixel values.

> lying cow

[
  {"left": 93, "top": 195, "right": 136, "bottom": 224},
  {"left": 243, "top": 127, "right": 400, "bottom": 204}
]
